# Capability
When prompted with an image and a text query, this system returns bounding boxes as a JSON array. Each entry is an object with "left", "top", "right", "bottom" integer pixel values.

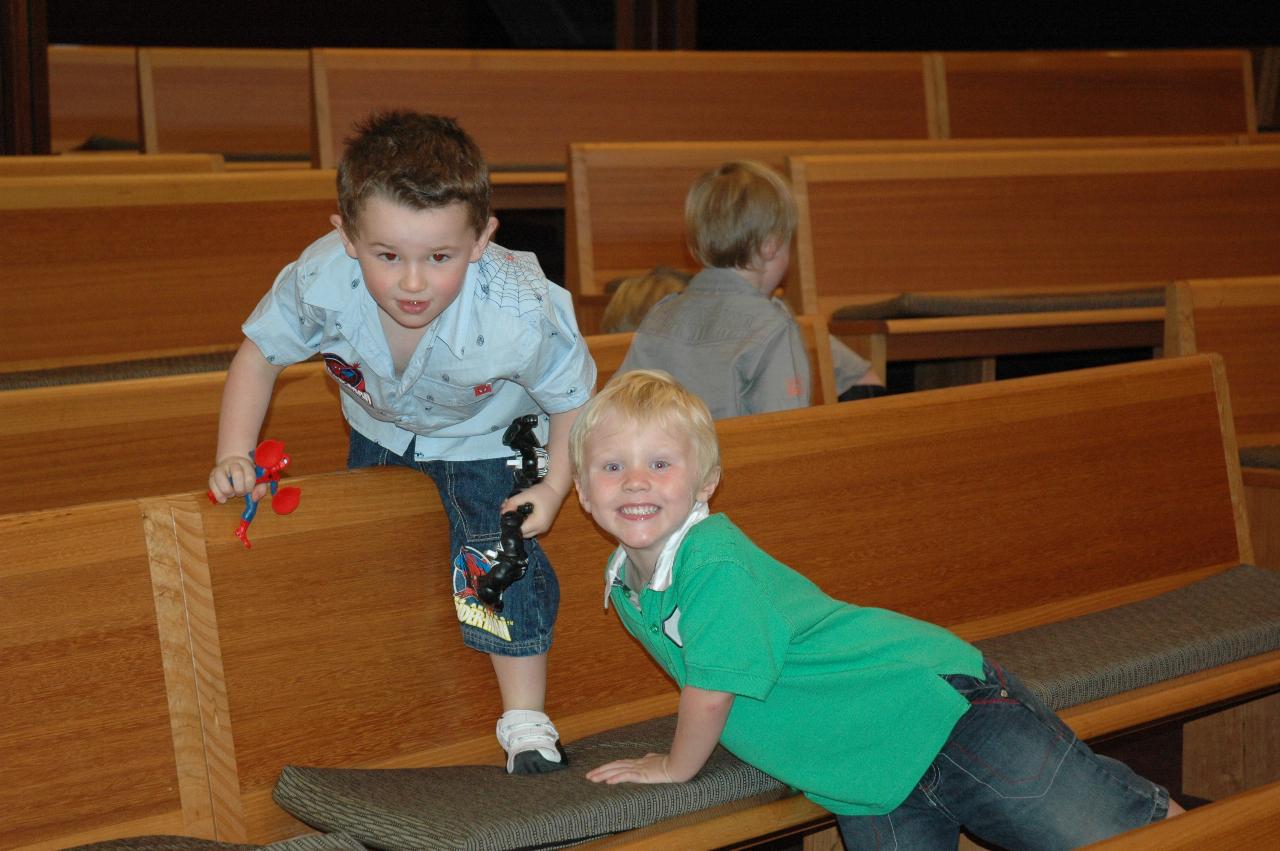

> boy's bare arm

[
  {"left": 502, "top": 404, "right": 583, "bottom": 536},
  {"left": 586, "top": 685, "right": 734, "bottom": 784},
  {"left": 208, "top": 338, "right": 286, "bottom": 502}
]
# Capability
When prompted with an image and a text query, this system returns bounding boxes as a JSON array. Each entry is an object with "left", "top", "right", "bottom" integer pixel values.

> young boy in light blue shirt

[
  {"left": 208, "top": 111, "right": 594, "bottom": 773},
  {"left": 569, "top": 369, "right": 1182, "bottom": 848}
]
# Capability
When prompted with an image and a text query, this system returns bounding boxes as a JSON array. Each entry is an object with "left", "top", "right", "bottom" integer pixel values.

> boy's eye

[
  {"left": 651, "top": 459, "right": 669, "bottom": 470},
  {"left": 380, "top": 252, "right": 399, "bottom": 262},
  {"left": 602, "top": 462, "right": 621, "bottom": 473},
  {"left": 431, "top": 252, "right": 449, "bottom": 263}
]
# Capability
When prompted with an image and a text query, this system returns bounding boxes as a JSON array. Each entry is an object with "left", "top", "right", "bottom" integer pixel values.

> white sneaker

[{"left": 496, "top": 709, "right": 568, "bottom": 774}]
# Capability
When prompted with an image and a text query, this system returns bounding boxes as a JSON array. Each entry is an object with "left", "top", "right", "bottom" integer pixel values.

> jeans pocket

[{"left": 937, "top": 691, "right": 1075, "bottom": 801}]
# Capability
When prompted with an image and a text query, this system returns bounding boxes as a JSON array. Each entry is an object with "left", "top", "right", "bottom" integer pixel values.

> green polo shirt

[{"left": 608, "top": 514, "right": 983, "bottom": 816}]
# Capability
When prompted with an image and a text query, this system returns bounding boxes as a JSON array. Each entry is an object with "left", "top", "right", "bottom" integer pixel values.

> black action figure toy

[{"left": 474, "top": 415, "right": 548, "bottom": 611}]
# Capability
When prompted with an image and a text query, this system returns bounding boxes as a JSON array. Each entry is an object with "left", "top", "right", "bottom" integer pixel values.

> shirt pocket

[{"left": 411, "top": 374, "right": 500, "bottom": 424}]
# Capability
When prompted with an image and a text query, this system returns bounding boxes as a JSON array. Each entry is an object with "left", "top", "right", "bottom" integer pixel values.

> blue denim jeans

[
  {"left": 836, "top": 661, "right": 1170, "bottom": 850},
  {"left": 348, "top": 430, "right": 559, "bottom": 657}
]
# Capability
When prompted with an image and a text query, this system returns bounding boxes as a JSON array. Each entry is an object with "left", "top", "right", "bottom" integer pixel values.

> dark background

[{"left": 44, "top": 1, "right": 1280, "bottom": 51}]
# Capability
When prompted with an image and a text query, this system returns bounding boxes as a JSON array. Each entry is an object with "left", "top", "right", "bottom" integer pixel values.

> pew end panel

[
  {"left": 0, "top": 153, "right": 226, "bottom": 177},
  {"left": 0, "top": 500, "right": 215, "bottom": 850}
]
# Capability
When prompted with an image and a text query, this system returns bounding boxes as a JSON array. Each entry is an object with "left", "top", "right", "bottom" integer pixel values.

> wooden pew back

[
  {"left": 311, "top": 49, "right": 933, "bottom": 171},
  {"left": 0, "top": 170, "right": 337, "bottom": 371},
  {"left": 939, "top": 49, "right": 1256, "bottom": 138},
  {"left": 0, "top": 153, "right": 225, "bottom": 177},
  {"left": 566, "top": 135, "right": 1248, "bottom": 295},
  {"left": 1165, "top": 276, "right": 1280, "bottom": 448},
  {"left": 47, "top": 45, "right": 140, "bottom": 153},
  {"left": 788, "top": 145, "right": 1280, "bottom": 317},
  {"left": 138, "top": 48, "right": 312, "bottom": 162}
]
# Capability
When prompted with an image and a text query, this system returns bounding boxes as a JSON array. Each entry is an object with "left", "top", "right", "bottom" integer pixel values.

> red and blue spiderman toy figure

[{"left": 207, "top": 438, "right": 301, "bottom": 549}]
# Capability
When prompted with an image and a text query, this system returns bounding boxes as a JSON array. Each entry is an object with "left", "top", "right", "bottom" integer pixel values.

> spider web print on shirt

[{"left": 476, "top": 247, "right": 549, "bottom": 319}]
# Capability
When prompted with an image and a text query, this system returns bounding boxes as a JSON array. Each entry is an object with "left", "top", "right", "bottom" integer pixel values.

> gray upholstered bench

[
  {"left": 66, "top": 832, "right": 370, "bottom": 850},
  {"left": 1241, "top": 447, "right": 1280, "bottom": 470},
  {"left": 831, "top": 289, "right": 1164, "bottom": 322},
  {"left": 270, "top": 564, "right": 1280, "bottom": 851}
]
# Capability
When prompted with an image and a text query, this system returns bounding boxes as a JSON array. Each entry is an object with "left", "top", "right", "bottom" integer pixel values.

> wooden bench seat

[
  {"left": 47, "top": 44, "right": 140, "bottom": 153},
  {"left": 7, "top": 354, "right": 1276, "bottom": 849},
  {"left": 787, "top": 144, "right": 1280, "bottom": 382},
  {"left": 0, "top": 320, "right": 836, "bottom": 514}
]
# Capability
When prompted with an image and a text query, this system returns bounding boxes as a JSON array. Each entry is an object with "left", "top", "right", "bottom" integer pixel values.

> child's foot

[{"left": 496, "top": 709, "right": 568, "bottom": 774}]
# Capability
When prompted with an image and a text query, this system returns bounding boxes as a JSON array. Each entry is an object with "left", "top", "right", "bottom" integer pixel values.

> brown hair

[
  {"left": 600, "top": 266, "right": 690, "bottom": 333},
  {"left": 335, "top": 111, "right": 491, "bottom": 237}
]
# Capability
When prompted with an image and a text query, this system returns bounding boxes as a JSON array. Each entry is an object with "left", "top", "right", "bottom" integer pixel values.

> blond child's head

[
  {"left": 335, "top": 111, "right": 492, "bottom": 239},
  {"left": 684, "top": 160, "right": 797, "bottom": 271},
  {"left": 571, "top": 370, "right": 721, "bottom": 567},
  {"left": 600, "top": 267, "right": 691, "bottom": 334}
]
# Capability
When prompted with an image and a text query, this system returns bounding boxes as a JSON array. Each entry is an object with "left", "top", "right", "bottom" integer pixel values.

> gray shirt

[{"left": 619, "top": 267, "right": 809, "bottom": 420}]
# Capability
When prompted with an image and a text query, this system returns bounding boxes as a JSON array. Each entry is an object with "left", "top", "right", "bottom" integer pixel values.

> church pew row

[
  {"left": 786, "top": 143, "right": 1280, "bottom": 380},
  {"left": 564, "top": 134, "right": 1248, "bottom": 295},
  {"left": 1165, "top": 275, "right": 1280, "bottom": 570},
  {"left": 0, "top": 152, "right": 226, "bottom": 176},
  {"left": 3, "top": 354, "right": 1278, "bottom": 849},
  {"left": 0, "top": 168, "right": 567, "bottom": 373},
  {"left": 0, "top": 319, "right": 838, "bottom": 515}
]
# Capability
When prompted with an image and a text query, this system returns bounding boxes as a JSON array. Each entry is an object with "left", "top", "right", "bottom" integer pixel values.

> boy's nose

[
  {"left": 402, "top": 266, "right": 428, "bottom": 293},
  {"left": 621, "top": 470, "right": 649, "bottom": 491}
]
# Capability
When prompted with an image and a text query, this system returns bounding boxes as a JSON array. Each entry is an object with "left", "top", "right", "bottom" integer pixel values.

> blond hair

[
  {"left": 684, "top": 160, "right": 797, "bottom": 270},
  {"left": 600, "top": 267, "right": 690, "bottom": 333},
  {"left": 336, "top": 111, "right": 491, "bottom": 238},
  {"left": 569, "top": 369, "right": 720, "bottom": 484}
]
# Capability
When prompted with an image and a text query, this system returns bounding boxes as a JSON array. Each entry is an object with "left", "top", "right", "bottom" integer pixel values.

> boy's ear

[
  {"left": 469, "top": 216, "right": 500, "bottom": 262},
  {"left": 330, "top": 214, "right": 358, "bottom": 259},
  {"left": 759, "top": 235, "right": 783, "bottom": 263},
  {"left": 573, "top": 478, "right": 591, "bottom": 512},
  {"left": 696, "top": 467, "right": 721, "bottom": 504}
]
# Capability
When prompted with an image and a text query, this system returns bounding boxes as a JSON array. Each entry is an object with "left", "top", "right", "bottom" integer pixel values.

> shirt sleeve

[
  {"left": 740, "top": 316, "right": 810, "bottom": 414},
  {"left": 521, "top": 284, "right": 597, "bottom": 414},
  {"left": 241, "top": 259, "right": 327, "bottom": 366},
  {"left": 675, "top": 560, "right": 789, "bottom": 701}
]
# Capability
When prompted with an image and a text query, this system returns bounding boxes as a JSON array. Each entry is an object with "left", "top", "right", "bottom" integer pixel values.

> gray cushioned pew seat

[
  {"left": 67, "top": 832, "right": 369, "bottom": 850},
  {"left": 832, "top": 289, "right": 1163, "bottom": 321},
  {"left": 272, "top": 564, "right": 1280, "bottom": 851},
  {"left": 1240, "top": 446, "right": 1280, "bottom": 470}
]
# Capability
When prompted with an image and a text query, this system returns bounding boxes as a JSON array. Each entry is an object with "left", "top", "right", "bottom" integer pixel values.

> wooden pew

[
  {"left": 0, "top": 363, "right": 349, "bottom": 516},
  {"left": 1085, "top": 778, "right": 1280, "bottom": 849},
  {"left": 565, "top": 135, "right": 1247, "bottom": 295},
  {"left": 787, "top": 144, "right": 1280, "bottom": 380},
  {"left": 310, "top": 47, "right": 934, "bottom": 201},
  {"left": 137, "top": 48, "right": 312, "bottom": 166},
  {"left": 8, "top": 354, "right": 1274, "bottom": 849},
  {"left": 1165, "top": 276, "right": 1280, "bottom": 571},
  {"left": 0, "top": 153, "right": 225, "bottom": 176},
  {"left": 0, "top": 170, "right": 336, "bottom": 371},
  {"left": 0, "top": 320, "right": 836, "bottom": 514},
  {"left": 47, "top": 44, "right": 140, "bottom": 153},
  {"left": 0, "top": 498, "right": 218, "bottom": 848},
  {"left": 938, "top": 49, "right": 1256, "bottom": 138}
]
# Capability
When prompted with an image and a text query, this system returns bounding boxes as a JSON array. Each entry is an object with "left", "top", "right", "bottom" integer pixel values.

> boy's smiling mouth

[{"left": 620, "top": 504, "right": 659, "bottom": 518}]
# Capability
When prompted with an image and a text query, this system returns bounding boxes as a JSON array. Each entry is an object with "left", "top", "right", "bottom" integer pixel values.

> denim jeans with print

[
  {"left": 348, "top": 429, "right": 559, "bottom": 656},
  {"left": 836, "top": 661, "right": 1170, "bottom": 850}
]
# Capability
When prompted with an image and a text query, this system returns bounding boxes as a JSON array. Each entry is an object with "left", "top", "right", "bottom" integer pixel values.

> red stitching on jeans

[{"left": 971, "top": 698, "right": 1018, "bottom": 705}]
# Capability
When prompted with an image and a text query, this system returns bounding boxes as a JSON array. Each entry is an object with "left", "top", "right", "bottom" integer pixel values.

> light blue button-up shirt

[{"left": 243, "top": 231, "right": 595, "bottom": 462}]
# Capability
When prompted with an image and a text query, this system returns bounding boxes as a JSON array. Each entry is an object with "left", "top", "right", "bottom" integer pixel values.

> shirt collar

[{"left": 603, "top": 502, "right": 710, "bottom": 609}]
